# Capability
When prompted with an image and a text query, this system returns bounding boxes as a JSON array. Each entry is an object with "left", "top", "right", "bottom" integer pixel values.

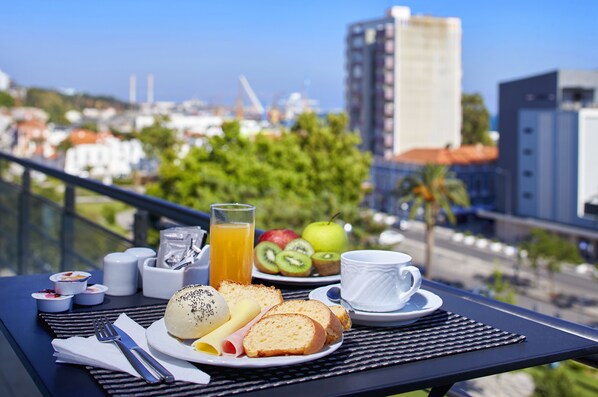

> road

[{"left": 394, "top": 222, "right": 598, "bottom": 326}]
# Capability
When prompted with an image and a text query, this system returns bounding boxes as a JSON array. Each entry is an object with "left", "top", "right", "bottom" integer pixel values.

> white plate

[
  {"left": 309, "top": 284, "right": 443, "bottom": 327},
  {"left": 146, "top": 318, "right": 343, "bottom": 368},
  {"left": 252, "top": 267, "right": 340, "bottom": 286}
]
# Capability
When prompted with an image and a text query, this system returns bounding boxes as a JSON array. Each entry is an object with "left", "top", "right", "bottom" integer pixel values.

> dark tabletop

[{"left": 1, "top": 271, "right": 597, "bottom": 397}]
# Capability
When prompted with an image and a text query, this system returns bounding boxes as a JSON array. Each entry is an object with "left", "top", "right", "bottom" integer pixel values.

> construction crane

[{"left": 236, "top": 75, "right": 265, "bottom": 120}]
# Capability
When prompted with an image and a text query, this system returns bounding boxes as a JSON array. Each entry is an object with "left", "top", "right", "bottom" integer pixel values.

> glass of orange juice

[{"left": 209, "top": 203, "right": 255, "bottom": 287}]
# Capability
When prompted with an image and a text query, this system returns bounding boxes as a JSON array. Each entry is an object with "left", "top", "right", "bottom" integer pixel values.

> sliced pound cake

[
  {"left": 329, "top": 305, "right": 352, "bottom": 331},
  {"left": 265, "top": 299, "right": 343, "bottom": 345},
  {"left": 217, "top": 280, "right": 283, "bottom": 311},
  {"left": 243, "top": 313, "right": 326, "bottom": 357}
]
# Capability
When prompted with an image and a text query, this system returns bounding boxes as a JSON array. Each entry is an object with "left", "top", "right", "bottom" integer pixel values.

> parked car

[
  {"left": 392, "top": 219, "right": 411, "bottom": 231},
  {"left": 379, "top": 230, "right": 405, "bottom": 246}
]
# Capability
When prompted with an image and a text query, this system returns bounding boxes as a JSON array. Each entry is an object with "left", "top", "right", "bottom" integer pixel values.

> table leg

[{"left": 428, "top": 383, "right": 454, "bottom": 397}]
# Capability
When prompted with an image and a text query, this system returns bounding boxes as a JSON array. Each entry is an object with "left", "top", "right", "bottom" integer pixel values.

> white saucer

[{"left": 309, "top": 284, "right": 443, "bottom": 327}]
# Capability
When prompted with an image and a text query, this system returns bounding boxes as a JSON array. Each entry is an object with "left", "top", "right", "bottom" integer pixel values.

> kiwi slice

[
  {"left": 311, "top": 252, "right": 341, "bottom": 276},
  {"left": 275, "top": 250, "right": 312, "bottom": 277},
  {"left": 284, "top": 238, "right": 315, "bottom": 257},
  {"left": 254, "top": 242, "right": 281, "bottom": 274}
]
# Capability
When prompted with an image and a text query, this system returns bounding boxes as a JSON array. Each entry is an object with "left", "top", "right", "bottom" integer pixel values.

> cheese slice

[{"left": 192, "top": 298, "right": 261, "bottom": 355}]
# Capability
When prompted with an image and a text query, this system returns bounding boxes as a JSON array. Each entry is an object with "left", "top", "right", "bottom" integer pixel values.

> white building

[
  {"left": 167, "top": 113, "right": 224, "bottom": 135},
  {"left": 346, "top": 6, "right": 462, "bottom": 157},
  {"left": 63, "top": 129, "right": 145, "bottom": 183},
  {"left": 0, "top": 70, "right": 10, "bottom": 91}
]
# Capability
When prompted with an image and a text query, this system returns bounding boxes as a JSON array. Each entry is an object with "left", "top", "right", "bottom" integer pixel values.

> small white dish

[
  {"left": 50, "top": 271, "right": 92, "bottom": 295},
  {"left": 74, "top": 284, "right": 108, "bottom": 306},
  {"left": 309, "top": 284, "right": 443, "bottom": 327},
  {"left": 31, "top": 290, "right": 73, "bottom": 313},
  {"left": 252, "top": 267, "right": 340, "bottom": 286},
  {"left": 146, "top": 318, "right": 342, "bottom": 367},
  {"left": 143, "top": 245, "right": 210, "bottom": 300}
]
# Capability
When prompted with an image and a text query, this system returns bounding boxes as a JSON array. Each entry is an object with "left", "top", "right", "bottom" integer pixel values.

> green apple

[{"left": 302, "top": 218, "right": 348, "bottom": 254}]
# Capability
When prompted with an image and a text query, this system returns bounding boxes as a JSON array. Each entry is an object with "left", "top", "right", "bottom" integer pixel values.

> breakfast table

[{"left": 1, "top": 271, "right": 597, "bottom": 397}]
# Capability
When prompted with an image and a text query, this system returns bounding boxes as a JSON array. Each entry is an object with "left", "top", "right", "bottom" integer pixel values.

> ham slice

[{"left": 222, "top": 307, "right": 270, "bottom": 357}]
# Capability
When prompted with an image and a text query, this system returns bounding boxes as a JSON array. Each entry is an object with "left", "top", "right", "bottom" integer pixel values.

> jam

[
  {"left": 38, "top": 289, "right": 62, "bottom": 299},
  {"left": 59, "top": 272, "right": 89, "bottom": 281}
]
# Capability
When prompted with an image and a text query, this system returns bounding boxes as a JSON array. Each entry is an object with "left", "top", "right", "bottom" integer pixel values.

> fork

[{"left": 94, "top": 317, "right": 161, "bottom": 384}]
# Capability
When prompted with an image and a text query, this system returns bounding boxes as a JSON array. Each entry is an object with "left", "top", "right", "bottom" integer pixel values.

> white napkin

[{"left": 51, "top": 313, "right": 210, "bottom": 385}]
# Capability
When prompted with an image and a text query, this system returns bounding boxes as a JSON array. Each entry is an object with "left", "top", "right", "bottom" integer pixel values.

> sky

[{"left": 1, "top": 0, "right": 598, "bottom": 115}]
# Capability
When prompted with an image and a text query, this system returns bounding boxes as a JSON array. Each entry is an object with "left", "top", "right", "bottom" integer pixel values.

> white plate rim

[
  {"left": 252, "top": 267, "right": 340, "bottom": 285},
  {"left": 146, "top": 318, "right": 343, "bottom": 368},
  {"left": 308, "top": 284, "right": 443, "bottom": 324}
]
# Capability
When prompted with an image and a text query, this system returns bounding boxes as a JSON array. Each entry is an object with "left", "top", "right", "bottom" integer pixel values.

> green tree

[
  {"left": 134, "top": 119, "right": 179, "bottom": 161},
  {"left": 461, "top": 93, "right": 493, "bottom": 146},
  {"left": 23, "top": 87, "right": 133, "bottom": 122},
  {"left": 24, "top": 88, "right": 70, "bottom": 124},
  {"left": 0, "top": 91, "right": 15, "bottom": 108},
  {"left": 80, "top": 122, "right": 98, "bottom": 132},
  {"left": 146, "top": 112, "right": 371, "bottom": 232},
  {"left": 519, "top": 228, "right": 583, "bottom": 295},
  {"left": 488, "top": 267, "right": 517, "bottom": 304},
  {"left": 56, "top": 138, "right": 74, "bottom": 155},
  {"left": 531, "top": 364, "right": 577, "bottom": 397},
  {"left": 395, "top": 164, "right": 470, "bottom": 279},
  {"left": 102, "top": 206, "right": 117, "bottom": 226}
]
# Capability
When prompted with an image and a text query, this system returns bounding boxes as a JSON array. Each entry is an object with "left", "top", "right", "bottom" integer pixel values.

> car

[
  {"left": 379, "top": 230, "right": 405, "bottom": 246},
  {"left": 392, "top": 219, "right": 411, "bottom": 231},
  {"left": 552, "top": 294, "right": 577, "bottom": 309}
]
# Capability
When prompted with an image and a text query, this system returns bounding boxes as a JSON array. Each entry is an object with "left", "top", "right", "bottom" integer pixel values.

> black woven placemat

[{"left": 41, "top": 289, "right": 526, "bottom": 397}]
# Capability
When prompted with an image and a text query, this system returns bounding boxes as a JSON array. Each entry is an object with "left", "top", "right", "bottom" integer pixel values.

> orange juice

[{"left": 209, "top": 222, "right": 254, "bottom": 287}]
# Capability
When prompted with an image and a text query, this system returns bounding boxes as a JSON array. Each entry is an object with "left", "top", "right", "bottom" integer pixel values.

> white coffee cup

[
  {"left": 340, "top": 250, "right": 422, "bottom": 312},
  {"left": 103, "top": 252, "right": 138, "bottom": 296}
]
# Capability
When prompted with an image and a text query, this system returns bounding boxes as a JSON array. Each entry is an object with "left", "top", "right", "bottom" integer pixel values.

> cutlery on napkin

[{"left": 52, "top": 313, "right": 210, "bottom": 385}]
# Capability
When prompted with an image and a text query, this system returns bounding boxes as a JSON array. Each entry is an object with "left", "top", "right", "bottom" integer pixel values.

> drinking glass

[{"left": 209, "top": 203, "right": 255, "bottom": 287}]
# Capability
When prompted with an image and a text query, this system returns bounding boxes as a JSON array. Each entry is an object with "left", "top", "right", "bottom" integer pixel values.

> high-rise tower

[
  {"left": 346, "top": 6, "right": 462, "bottom": 157},
  {"left": 147, "top": 74, "right": 154, "bottom": 105},
  {"left": 129, "top": 74, "right": 137, "bottom": 104}
]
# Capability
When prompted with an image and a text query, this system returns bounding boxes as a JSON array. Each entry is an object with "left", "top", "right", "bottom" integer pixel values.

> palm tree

[{"left": 395, "top": 163, "right": 470, "bottom": 279}]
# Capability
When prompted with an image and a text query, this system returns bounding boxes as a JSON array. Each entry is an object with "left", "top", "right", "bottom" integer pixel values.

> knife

[{"left": 113, "top": 324, "right": 175, "bottom": 383}]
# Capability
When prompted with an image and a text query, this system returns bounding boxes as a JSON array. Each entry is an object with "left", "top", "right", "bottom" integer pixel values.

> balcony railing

[{"left": 0, "top": 151, "right": 214, "bottom": 275}]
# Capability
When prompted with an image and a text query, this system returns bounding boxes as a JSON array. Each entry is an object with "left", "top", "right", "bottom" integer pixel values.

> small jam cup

[
  {"left": 49, "top": 271, "right": 92, "bottom": 295},
  {"left": 74, "top": 284, "right": 108, "bottom": 306},
  {"left": 31, "top": 290, "right": 73, "bottom": 313}
]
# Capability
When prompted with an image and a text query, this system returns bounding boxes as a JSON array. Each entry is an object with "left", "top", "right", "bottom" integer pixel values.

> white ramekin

[
  {"left": 49, "top": 271, "right": 92, "bottom": 295},
  {"left": 73, "top": 284, "right": 108, "bottom": 306},
  {"left": 32, "top": 290, "right": 74, "bottom": 313}
]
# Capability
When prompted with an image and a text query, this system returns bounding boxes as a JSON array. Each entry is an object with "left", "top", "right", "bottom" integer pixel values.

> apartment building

[
  {"left": 346, "top": 6, "right": 462, "bottom": 158},
  {"left": 486, "top": 70, "right": 598, "bottom": 255}
]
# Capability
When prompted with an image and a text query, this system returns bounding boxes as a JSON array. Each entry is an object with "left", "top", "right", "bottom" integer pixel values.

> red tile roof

[
  {"left": 69, "top": 129, "right": 99, "bottom": 145},
  {"left": 393, "top": 144, "right": 498, "bottom": 165},
  {"left": 68, "top": 129, "right": 116, "bottom": 145},
  {"left": 17, "top": 119, "right": 46, "bottom": 130}
]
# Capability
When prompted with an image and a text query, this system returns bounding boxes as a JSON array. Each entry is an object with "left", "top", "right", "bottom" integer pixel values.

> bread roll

[
  {"left": 265, "top": 299, "right": 343, "bottom": 345},
  {"left": 164, "top": 285, "right": 230, "bottom": 339},
  {"left": 243, "top": 314, "right": 326, "bottom": 357}
]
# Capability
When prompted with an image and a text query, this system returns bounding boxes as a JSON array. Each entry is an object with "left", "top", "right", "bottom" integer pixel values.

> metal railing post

[
  {"left": 17, "top": 168, "right": 30, "bottom": 275},
  {"left": 133, "top": 210, "right": 149, "bottom": 247},
  {"left": 60, "top": 184, "right": 76, "bottom": 271}
]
